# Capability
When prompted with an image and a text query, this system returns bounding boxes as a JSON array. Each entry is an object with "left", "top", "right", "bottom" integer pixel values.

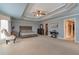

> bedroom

[{"left": 1, "top": 3, "right": 79, "bottom": 55}]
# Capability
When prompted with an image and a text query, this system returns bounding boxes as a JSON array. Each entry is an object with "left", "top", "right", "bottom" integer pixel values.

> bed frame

[{"left": 19, "top": 26, "right": 37, "bottom": 38}]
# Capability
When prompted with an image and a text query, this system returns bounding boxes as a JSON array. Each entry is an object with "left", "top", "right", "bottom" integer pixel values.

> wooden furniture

[
  {"left": 37, "top": 24, "right": 44, "bottom": 35},
  {"left": 37, "top": 28, "right": 44, "bottom": 35},
  {"left": 11, "top": 31, "right": 16, "bottom": 36}
]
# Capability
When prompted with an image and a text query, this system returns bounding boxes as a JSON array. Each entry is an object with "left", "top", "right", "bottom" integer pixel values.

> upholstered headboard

[
  {"left": 19, "top": 26, "right": 32, "bottom": 33},
  {"left": 20, "top": 26, "right": 32, "bottom": 30}
]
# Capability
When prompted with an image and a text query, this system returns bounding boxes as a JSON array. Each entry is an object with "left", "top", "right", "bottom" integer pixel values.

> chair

[
  {"left": 1, "top": 29, "right": 16, "bottom": 44},
  {"left": 50, "top": 30, "right": 59, "bottom": 38}
]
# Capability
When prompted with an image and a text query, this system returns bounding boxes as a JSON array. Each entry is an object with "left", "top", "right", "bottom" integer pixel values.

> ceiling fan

[{"left": 32, "top": 10, "right": 46, "bottom": 16}]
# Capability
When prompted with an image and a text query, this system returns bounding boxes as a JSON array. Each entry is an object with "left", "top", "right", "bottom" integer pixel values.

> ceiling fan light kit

[{"left": 33, "top": 10, "right": 46, "bottom": 16}]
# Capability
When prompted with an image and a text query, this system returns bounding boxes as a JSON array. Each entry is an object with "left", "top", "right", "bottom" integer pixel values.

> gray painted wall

[
  {"left": 74, "top": 15, "right": 79, "bottom": 42},
  {"left": 12, "top": 19, "right": 40, "bottom": 36},
  {"left": 41, "top": 14, "right": 79, "bottom": 42},
  {"left": 42, "top": 17, "right": 64, "bottom": 39}
]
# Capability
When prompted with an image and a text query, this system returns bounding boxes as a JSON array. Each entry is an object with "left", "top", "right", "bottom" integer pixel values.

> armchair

[{"left": 1, "top": 29, "right": 16, "bottom": 44}]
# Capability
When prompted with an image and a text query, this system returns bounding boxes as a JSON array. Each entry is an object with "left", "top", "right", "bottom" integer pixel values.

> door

[
  {"left": 45, "top": 24, "right": 48, "bottom": 35},
  {"left": 64, "top": 19, "right": 75, "bottom": 42}
]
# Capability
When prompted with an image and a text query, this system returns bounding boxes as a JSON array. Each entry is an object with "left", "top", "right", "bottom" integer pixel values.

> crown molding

[
  {"left": 22, "top": 3, "right": 66, "bottom": 19},
  {"left": 41, "top": 3, "right": 77, "bottom": 20},
  {"left": 42, "top": 13, "right": 79, "bottom": 22},
  {"left": 22, "top": 3, "right": 77, "bottom": 21}
]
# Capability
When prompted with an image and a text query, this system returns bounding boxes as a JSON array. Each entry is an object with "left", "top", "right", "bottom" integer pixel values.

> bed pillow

[{"left": 21, "top": 30, "right": 32, "bottom": 33}]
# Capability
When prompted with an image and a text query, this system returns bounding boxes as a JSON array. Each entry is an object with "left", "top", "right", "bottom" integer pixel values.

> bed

[{"left": 19, "top": 26, "right": 38, "bottom": 38}]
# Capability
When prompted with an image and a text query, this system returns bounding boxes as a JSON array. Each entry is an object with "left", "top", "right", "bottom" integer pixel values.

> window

[{"left": 0, "top": 20, "right": 8, "bottom": 39}]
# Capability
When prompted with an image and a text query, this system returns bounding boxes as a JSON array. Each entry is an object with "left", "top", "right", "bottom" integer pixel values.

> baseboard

[
  {"left": 48, "top": 34, "right": 51, "bottom": 37},
  {"left": 48, "top": 35, "right": 64, "bottom": 39},
  {"left": 58, "top": 37, "right": 64, "bottom": 40},
  {"left": 74, "top": 40, "right": 79, "bottom": 43}
]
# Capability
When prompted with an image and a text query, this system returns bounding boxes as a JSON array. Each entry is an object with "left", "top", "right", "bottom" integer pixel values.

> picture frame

[{"left": 51, "top": 23, "right": 58, "bottom": 28}]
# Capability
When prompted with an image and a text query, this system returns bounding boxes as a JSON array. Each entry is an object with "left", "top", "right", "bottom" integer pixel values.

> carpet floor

[{"left": 0, "top": 35, "right": 79, "bottom": 55}]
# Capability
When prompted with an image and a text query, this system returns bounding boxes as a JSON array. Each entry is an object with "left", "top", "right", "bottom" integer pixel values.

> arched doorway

[{"left": 64, "top": 19, "right": 75, "bottom": 42}]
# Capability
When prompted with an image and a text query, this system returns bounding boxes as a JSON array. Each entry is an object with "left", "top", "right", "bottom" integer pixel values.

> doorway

[
  {"left": 64, "top": 19, "right": 75, "bottom": 42},
  {"left": 45, "top": 24, "right": 48, "bottom": 35}
]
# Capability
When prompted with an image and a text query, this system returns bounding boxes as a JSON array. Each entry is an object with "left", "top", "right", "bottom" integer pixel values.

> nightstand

[{"left": 11, "top": 31, "right": 16, "bottom": 36}]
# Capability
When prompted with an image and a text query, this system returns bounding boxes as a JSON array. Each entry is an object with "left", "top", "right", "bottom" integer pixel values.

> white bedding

[{"left": 20, "top": 32, "right": 37, "bottom": 36}]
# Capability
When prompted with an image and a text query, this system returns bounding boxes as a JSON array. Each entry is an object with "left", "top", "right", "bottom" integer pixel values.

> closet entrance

[{"left": 64, "top": 19, "right": 75, "bottom": 42}]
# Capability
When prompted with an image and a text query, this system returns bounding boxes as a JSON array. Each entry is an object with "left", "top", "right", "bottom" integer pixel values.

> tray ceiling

[{"left": 0, "top": 3, "right": 78, "bottom": 21}]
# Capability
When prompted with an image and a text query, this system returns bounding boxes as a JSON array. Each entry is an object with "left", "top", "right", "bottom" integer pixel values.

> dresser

[{"left": 37, "top": 28, "right": 44, "bottom": 35}]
